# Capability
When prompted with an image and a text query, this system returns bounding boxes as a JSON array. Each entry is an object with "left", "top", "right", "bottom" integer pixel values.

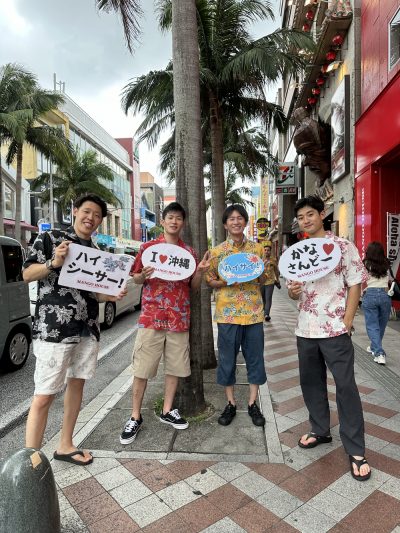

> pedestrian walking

[
  {"left": 261, "top": 241, "right": 280, "bottom": 322},
  {"left": 205, "top": 205, "right": 266, "bottom": 427},
  {"left": 288, "top": 195, "right": 371, "bottom": 481},
  {"left": 120, "top": 202, "right": 210, "bottom": 445},
  {"left": 362, "top": 241, "right": 392, "bottom": 366},
  {"left": 23, "top": 194, "right": 126, "bottom": 466}
]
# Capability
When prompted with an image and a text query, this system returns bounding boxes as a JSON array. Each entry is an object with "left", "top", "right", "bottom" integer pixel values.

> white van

[{"left": 0, "top": 236, "right": 32, "bottom": 372}]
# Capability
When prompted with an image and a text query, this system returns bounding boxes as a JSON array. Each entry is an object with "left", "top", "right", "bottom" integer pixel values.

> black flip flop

[
  {"left": 349, "top": 455, "right": 371, "bottom": 481},
  {"left": 53, "top": 450, "right": 93, "bottom": 466},
  {"left": 298, "top": 432, "right": 332, "bottom": 449}
]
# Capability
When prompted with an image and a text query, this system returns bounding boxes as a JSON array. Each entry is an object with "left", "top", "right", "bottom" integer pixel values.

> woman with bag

[
  {"left": 362, "top": 241, "right": 392, "bottom": 365},
  {"left": 262, "top": 242, "right": 280, "bottom": 322}
]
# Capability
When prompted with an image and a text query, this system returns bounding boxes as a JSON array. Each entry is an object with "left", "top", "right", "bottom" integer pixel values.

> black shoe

[
  {"left": 120, "top": 415, "right": 143, "bottom": 444},
  {"left": 248, "top": 402, "right": 265, "bottom": 426},
  {"left": 218, "top": 402, "right": 236, "bottom": 426},
  {"left": 265, "top": 315, "right": 271, "bottom": 322},
  {"left": 160, "top": 409, "right": 189, "bottom": 429}
]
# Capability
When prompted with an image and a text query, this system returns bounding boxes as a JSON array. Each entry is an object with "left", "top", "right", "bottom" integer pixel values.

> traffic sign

[{"left": 38, "top": 223, "right": 51, "bottom": 232}]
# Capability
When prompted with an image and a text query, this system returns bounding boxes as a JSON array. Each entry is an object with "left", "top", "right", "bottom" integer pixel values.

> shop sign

[
  {"left": 387, "top": 213, "right": 400, "bottom": 276},
  {"left": 331, "top": 75, "right": 350, "bottom": 183},
  {"left": 276, "top": 186, "right": 297, "bottom": 195}
]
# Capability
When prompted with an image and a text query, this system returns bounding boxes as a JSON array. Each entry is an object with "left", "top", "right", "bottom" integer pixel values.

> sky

[{"left": 0, "top": 0, "right": 278, "bottom": 186}]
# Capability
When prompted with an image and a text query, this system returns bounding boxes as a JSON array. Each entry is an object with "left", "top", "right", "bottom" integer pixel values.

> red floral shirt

[{"left": 133, "top": 235, "right": 198, "bottom": 332}]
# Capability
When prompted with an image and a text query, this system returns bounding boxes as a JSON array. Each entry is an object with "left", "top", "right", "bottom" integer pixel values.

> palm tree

[
  {"left": 34, "top": 148, "right": 122, "bottom": 214},
  {"left": 1, "top": 66, "right": 72, "bottom": 241},
  {"left": 205, "top": 167, "right": 255, "bottom": 211},
  {"left": 95, "top": 0, "right": 142, "bottom": 53},
  {"left": 125, "top": 0, "right": 313, "bottom": 243}
]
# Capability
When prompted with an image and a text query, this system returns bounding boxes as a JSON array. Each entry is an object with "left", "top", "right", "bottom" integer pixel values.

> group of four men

[{"left": 23, "top": 193, "right": 370, "bottom": 481}]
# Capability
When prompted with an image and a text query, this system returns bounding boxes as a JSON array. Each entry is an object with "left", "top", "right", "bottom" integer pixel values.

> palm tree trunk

[
  {"left": 171, "top": 0, "right": 206, "bottom": 416},
  {"left": 0, "top": 150, "right": 5, "bottom": 236},
  {"left": 14, "top": 144, "right": 23, "bottom": 243},
  {"left": 209, "top": 91, "right": 226, "bottom": 244}
]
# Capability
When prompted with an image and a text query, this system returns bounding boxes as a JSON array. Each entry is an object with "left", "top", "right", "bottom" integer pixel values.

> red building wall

[{"left": 361, "top": 0, "right": 400, "bottom": 112}]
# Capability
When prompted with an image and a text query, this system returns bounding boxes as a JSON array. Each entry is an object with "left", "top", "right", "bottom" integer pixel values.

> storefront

[{"left": 354, "top": 72, "right": 400, "bottom": 267}]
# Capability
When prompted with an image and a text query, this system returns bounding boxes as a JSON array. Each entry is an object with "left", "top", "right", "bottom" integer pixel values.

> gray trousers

[
  {"left": 261, "top": 284, "right": 274, "bottom": 316},
  {"left": 297, "top": 334, "right": 365, "bottom": 456}
]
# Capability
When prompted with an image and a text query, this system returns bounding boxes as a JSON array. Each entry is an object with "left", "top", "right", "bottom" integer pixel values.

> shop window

[
  {"left": 389, "top": 8, "right": 400, "bottom": 70},
  {"left": 4, "top": 184, "right": 14, "bottom": 217}
]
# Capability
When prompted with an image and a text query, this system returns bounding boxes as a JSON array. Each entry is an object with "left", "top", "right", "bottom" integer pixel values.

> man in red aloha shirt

[
  {"left": 288, "top": 195, "right": 371, "bottom": 482},
  {"left": 120, "top": 202, "right": 210, "bottom": 444}
]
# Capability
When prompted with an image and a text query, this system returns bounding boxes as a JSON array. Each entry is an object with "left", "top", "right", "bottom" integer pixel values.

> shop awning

[{"left": 4, "top": 218, "right": 38, "bottom": 232}]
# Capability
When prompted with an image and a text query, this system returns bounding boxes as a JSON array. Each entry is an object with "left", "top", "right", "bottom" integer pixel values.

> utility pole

[{"left": 49, "top": 160, "right": 54, "bottom": 228}]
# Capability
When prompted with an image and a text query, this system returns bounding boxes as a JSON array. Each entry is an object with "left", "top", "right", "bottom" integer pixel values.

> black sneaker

[
  {"left": 160, "top": 409, "right": 189, "bottom": 429},
  {"left": 120, "top": 415, "right": 143, "bottom": 444},
  {"left": 248, "top": 402, "right": 265, "bottom": 426},
  {"left": 218, "top": 402, "right": 236, "bottom": 426},
  {"left": 265, "top": 315, "right": 271, "bottom": 322}
]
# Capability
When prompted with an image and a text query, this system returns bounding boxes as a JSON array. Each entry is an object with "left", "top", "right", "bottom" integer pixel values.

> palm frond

[{"left": 96, "top": 0, "right": 143, "bottom": 52}]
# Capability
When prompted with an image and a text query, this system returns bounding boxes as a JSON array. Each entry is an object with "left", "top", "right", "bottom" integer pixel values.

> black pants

[{"left": 297, "top": 334, "right": 365, "bottom": 456}]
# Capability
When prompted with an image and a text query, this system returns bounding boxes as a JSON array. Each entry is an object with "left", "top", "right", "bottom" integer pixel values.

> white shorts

[{"left": 33, "top": 338, "right": 99, "bottom": 395}]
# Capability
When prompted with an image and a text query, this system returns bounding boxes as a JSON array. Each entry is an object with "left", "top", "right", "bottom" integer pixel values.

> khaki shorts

[
  {"left": 33, "top": 338, "right": 99, "bottom": 395},
  {"left": 132, "top": 328, "right": 190, "bottom": 379}
]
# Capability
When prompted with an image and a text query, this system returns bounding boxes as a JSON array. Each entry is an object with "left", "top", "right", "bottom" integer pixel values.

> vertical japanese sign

[
  {"left": 387, "top": 213, "right": 400, "bottom": 276},
  {"left": 59, "top": 244, "right": 134, "bottom": 295},
  {"left": 331, "top": 75, "right": 350, "bottom": 183}
]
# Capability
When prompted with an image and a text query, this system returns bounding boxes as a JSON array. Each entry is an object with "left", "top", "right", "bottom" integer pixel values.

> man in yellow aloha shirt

[
  {"left": 205, "top": 205, "right": 266, "bottom": 428},
  {"left": 262, "top": 241, "right": 280, "bottom": 322}
]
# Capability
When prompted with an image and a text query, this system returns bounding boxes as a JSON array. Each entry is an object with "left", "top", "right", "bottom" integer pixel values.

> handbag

[
  {"left": 389, "top": 268, "right": 400, "bottom": 301},
  {"left": 274, "top": 280, "right": 281, "bottom": 289}
]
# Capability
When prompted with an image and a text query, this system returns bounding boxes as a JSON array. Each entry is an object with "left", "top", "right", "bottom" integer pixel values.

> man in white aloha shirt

[{"left": 288, "top": 195, "right": 371, "bottom": 482}]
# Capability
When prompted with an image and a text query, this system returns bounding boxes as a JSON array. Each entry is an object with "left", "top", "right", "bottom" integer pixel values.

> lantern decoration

[
  {"left": 312, "top": 87, "right": 321, "bottom": 96},
  {"left": 326, "top": 50, "right": 337, "bottom": 62},
  {"left": 307, "top": 96, "right": 317, "bottom": 106},
  {"left": 305, "top": 10, "right": 315, "bottom": 21},
  {"left": 321, "top": 64, "right": 329, "bottom": 74},
  {"left": 332, "top": 34, "right": 344, "bottom": 47},
  {"left": 316, "top": 76, "right": 326, "bottom": 86},
  {"left": 302, "top": 22, "right": 311, "bottom": 32}
]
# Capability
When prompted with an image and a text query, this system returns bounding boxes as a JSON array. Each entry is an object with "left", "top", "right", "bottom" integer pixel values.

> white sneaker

[
  {"left": 367, "top": 346, "right": 372, "bottom": 353},
  {"left": 374, "top": 354, "right": 386, "bottom": 365}
]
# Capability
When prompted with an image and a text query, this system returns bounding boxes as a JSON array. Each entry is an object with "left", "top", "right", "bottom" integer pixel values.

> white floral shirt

[{"left": 295, "top": 232, "right": 367, "bottom": 338}]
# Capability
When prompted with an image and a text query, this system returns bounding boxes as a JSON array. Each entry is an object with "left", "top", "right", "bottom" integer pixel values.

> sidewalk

[{"left": 42, "top": 290, "right": 400, "bottom": 533}]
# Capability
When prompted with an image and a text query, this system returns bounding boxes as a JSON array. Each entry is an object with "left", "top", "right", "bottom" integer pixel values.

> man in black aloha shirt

[{"left": 23, "top": 193, "right": 125, "bottom": 466}]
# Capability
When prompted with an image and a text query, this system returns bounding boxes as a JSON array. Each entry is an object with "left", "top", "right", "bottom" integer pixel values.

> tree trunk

[
  {"left": 171, "top": 0, "right": 207, "bottom": 415},
  {"left": 14, "top": 144, "right": 23, "bottom": 243},
  {"left": 0, "top": 151, "right": 5, "bottom": 236},
  {"left": 209, "top": 91, "right": 226, "bottom": 244}
]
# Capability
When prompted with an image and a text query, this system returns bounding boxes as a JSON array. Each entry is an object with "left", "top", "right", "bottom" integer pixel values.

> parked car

[
  {"left": 29, "top": 275, "right": 142, "bottom": 329},
  {"left": 0, "top": 236, "right": 32, "bottom": 372}
]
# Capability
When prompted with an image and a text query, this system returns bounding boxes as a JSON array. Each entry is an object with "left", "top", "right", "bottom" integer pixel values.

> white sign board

[
  {"left": 142, "top": 243, "right": 196, "bottom": 281},
  {"left": 59, "top": 243, "right": 134, "bottom": 296},
  {"left": 279, "top": 238, "right": 341, "bottom": 282}
]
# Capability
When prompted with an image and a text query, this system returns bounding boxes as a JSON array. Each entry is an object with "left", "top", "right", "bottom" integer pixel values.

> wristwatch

[{"left": 45, "top": 259, "right": 55, "bottom": 271}]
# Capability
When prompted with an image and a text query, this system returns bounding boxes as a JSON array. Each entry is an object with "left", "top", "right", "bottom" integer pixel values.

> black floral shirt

[{"left": 23, "top": 227, "right": 100, "bottom": 343}]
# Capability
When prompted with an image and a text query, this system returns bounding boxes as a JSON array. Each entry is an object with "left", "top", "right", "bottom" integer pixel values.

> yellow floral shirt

[
  {"left": 205, "top": 238, "right": 265, "bottom": 325},
  {"left": 264, "top": 257, "right": 278, "bottom": 286}
]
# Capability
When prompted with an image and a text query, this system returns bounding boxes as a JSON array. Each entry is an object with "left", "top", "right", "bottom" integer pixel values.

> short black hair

[
  {"left": 294, "top": 195, "right": 324, "bottom": 216},
  {"left": 162, "top": 202, "right": 186, "bottom": 220},
  {"left": 74, "top": 194, "right": 107, "bottom": 218},
  {"left": 222, "top": 204, "right": 249, "bottom": 224}
]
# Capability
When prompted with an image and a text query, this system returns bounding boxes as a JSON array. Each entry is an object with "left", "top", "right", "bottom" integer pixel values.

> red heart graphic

[
  {"left": 323, "top": 243, "right": 334, "bottom": 255},
  {"left": 159, "top": 254, "right": 168, "bottom": 264}
]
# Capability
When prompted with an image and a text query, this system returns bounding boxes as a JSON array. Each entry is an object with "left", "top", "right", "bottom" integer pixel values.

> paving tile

[
  {"left": 361, "top": 401, "right": 399, "bottom": 419},
  {"left": 284, "top": 502, "right": 337, "bottom": 532},
  {"left": 300, "top": 448, "right": 350, "bottom": 487},
  {"left": 231, "top": 470, "right": 275, "bottom": 498},
  {"left": 247, "top": 463, "right": 295, "bottom": 485},
  {"left": 283, "top": 447, "right": 318, "bottom": 471},
  {"left": 363, "top": 411, "right": 389, "bottom": 425},
  {"left": 209, "top": 461, "right": 250, "bottom": 481},
  {"left": 278, "top": 471, "right": 327, "bottom": 502},
  {"left": 60, "top": 505, "right": 89, "bottom": 532},
  {"left": 201, "top": 516, "right": 247, "bottom": 532},
  {"left": 124, "top": 494, "right": 172, "bottom": 528},
  {"left": 206, "top": 483, "right": 252, "bottom": 514},
  {"left": 268, "top": 369, "right": 299, "bottom": 382},
  {"left": 365, "top": 449, "right": 400, "bottom": 477},
  {"left": 185, "top": 468, "right": 226, "bottom": 495},
  {"left": 269, "top": 377, "right": 300, "bottom": 393},
  {"left": 307, "top": 487, "right": 358, "bottom": 521},
  {"left": 328, "top": 468, "right": 391, "bottom": 505},
  {"left": 62, "top": 477, "right": 105, "bottom": 506},
  {"left": 175, "top": 495, "right": 225, "bottom": 531},
  {"left": 74, "top": 491, "right": 121, "bottom": 526},
  {"left": 157, "top": 479, "right": 201, "bottom": 510},
  {"left": 379, "top": 476, "right": 400, "bottom": 500},
  {"left": 88, "top": 509, "right": 140, "bottom": 533},
  {"left": 268, "top": 361, "right": 299, "bottom": 375},
  {"left": 364, "top": 433, "right": 391, "bottom": 452},
  {"left": 94, "top": 464, "right": 135, "bottom": 491},
  {"left": 84, "top": 457, "right": 121, "bottom": 476},
  {"left": 123, "top": 459, "right": 162, "bottom": 478},
  {"left": 337, "top": 490, "right": 400, "bottom": 532},
  {"left": 265, "top": 521, "right": 300, "bottom": 532},
  {"left": 57, "top": 490, "right": 71, "bottom": 512},
  {"left": 256, "top": 485, "right": 303, "bottom": 519},
  {"left": 165, "top": 460, "right": 215, "bottom": 480},
  {"left": 230, "top": 500, "right": 281, "bottom": 532},
  {"left": 286, "top": 407, "right": 310, "bottom": 423},
  {"left": 55, "top": 464, "right": 92, "bottom": 489},
  {"left": 379, "top": 442, "right": 400, "bottom": 462},
  {"left": 109, "top": 478, "right": 152, "bottom": 507},
  {"left": 273, "top": 396, "right": 305, "bottom": 416},
  {"left": 140, "top": 464, "right": 182, "bottom": 492},
  {"left": 276, "top": 415, "right": 303, "bottom": 434},
  {"left": 266, "top": 349, "right": 298, "bottom": 362},
  {"left": 279, "top": 421, "right": 311, "bottom": 449},
  {"left": 365, "top": 422, "right": 400, "bottom": 445}
]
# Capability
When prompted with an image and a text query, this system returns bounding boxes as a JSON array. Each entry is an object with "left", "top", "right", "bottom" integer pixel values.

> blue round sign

[{"left": 218, "top": 252, "right": 264, "bottom": 285}]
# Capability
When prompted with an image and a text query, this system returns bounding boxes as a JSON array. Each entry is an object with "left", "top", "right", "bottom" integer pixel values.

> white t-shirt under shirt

[{"left": 366, "top": 274, "right": 388, "bottom": 289}]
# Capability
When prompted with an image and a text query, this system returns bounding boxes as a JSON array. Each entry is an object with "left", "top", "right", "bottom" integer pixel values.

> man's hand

[
  {"left": 135, "top": 266, "right": 155, "bottom": 284},
  {"left": 52, "top": 241, "right": 72, "bottom": 268},
  {"left": 107, "top": 288, "right": 128, "bottom": 302},
  {"left": 196, "top": 251, "right": 211, "bottom": 274},
  {"left": 288, "top": 281, "right": 303, "bottom": 300}
]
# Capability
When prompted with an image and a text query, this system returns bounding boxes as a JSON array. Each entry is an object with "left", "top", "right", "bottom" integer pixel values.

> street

[{"left": 0, "top": 308, "right": 139, "bottom": 462}]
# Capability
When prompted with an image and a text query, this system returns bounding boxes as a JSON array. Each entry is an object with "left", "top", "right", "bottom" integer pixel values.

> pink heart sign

[{"left": 278, "top": 238, "right": 341, "bottom": 282}]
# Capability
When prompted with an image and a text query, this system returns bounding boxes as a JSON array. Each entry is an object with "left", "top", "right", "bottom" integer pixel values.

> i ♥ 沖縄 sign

[
  {"left": 141, "top": 243, "right": 196, "bottom": 281},
  {"left": 278, "top": 238, "right": 341, "bottom": 282}
]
